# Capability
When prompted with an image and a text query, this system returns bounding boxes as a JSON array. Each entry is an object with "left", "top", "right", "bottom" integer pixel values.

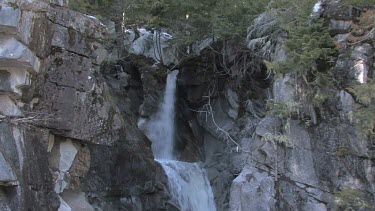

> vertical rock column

[
  {"left": 0, "top": 1, "right": 59, "bottom": 210},
  {"left": 0, "top": 2, "right": 39, "bottom": 184}
]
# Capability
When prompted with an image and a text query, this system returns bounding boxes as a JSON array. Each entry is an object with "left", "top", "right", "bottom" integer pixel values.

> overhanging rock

[
  {"left": 0, "top": 6, "right": 20, "bottom": 35},
  {"left": 0, "top": 37, "right": 40, "bottom": 73}
]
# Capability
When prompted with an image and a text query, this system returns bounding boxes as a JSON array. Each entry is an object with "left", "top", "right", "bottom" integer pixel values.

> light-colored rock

[
  {"left": 304, "top": 200, "right": 327, "bottom": 211},
  {"left": 0, "top": 6, "right": 19, "bottom": 35},
  {"left": 0, "top": 37, "right": 40, "bottom": 72},
  {"left": 334, "top": 33, "right": 350, "bottom": 42},
  {"left": 125, "top": 29, "right": 178, "bottom": 66},
  {"left": 273, "top": 74, "right": 317, "bottom": 123},
  {"left": 351, "top": 43, "right": 372, "bottom": 84},
  {"left": 59, "top": 139, "right": 78, "bottom": 172},
  {"left": 255, "top": 116, "right": 282, "bottom": 137},
  {"left": 339, "top": 90, "right": 354, "bottom": 122},
  {"left": 49, "top": 137, "right": 79, "bottom": 193},
  {"left": 0, "top": 95, "right": 22, "bottom": 116},
  {"left": 58, "top": 195, "right": 72, "bottom": 211},
  {"left": 312, "top": 1, "right": 323, "bottom": 15},
  {"left": 229, "top": 165, "right": 275, "bottom": 211},
  {"left": 54, "top": 171, "right": 69, "bottom": 193},
  {"left": 285, "top": 120, "right": 319, "bottom": 186},
  {"left": 353, "top": 60, "right": 368, "bottom": 84},
  {"left": 273, "top": 74, "right": 296, "bottom": 104},
  {"left": 0, "top": 152, "right": 17, "bottom": 186},
  {"left": 60, "top": 191, "right": 95, "bottom": 211}
]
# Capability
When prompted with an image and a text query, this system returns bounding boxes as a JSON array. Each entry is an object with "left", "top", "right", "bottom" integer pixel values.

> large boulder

[
  {"left": 35, "top": 51, "right": 123, "bottom": 145},
  {"left": 229, "top": 165, "right": 275, "bottom": 211}
]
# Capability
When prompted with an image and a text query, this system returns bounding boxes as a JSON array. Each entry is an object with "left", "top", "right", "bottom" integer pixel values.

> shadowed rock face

[
  {"left": 0, "top": 152, "right": 17, "bottom": 186},
  {"left": 0, "top": 1, "right": 170, "bottom": 210}
]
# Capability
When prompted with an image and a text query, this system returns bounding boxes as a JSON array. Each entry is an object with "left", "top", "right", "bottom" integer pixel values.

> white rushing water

[
  {"left": 146, "top": 70, "right": 179, "bottom": 160},
  {"left": 158, "top": 160, "right": 216, "bottom": 211},
  {"left": 142, "top": 70, "right": 216, "bottom": 211}
]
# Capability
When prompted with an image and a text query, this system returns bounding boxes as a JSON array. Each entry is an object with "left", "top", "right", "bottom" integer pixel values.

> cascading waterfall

[
  {"left": 158, "top": 160, "right": 217, "bottom": 211},
  {"left": 146, "top": 70, "right": 178, "bottom": 160},
  {"left": 141, "top": 70, "right": 216, "bottom": 211}
]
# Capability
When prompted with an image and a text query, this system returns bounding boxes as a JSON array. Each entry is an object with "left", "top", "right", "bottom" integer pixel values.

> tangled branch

[
  {"left": 0, "top": 112, "right": 55, "bottom": 126},
  {"left": 191, "top": 90, "right": 250, "bottom": 153}
]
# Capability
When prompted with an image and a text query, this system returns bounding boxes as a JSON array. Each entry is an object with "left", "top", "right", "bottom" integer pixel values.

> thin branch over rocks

[
  {"left": 192, "top": 93, "right": 250, "bottom": 153},
  {"left": 0, "top": 112, "right": 55, "bottom": 127}
]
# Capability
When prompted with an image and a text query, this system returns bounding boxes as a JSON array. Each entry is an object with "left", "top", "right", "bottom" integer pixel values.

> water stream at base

[{"left": 141, "top": 70, "right": 216, "bottom": 211}]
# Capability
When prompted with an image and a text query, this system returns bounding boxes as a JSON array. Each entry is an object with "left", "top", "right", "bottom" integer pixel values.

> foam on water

[
  {"left": 158, "top": 160, "right": 216, "bottom": 211},
  {"left": 143, "top": 70, "right": 216, "bottom": 211}
]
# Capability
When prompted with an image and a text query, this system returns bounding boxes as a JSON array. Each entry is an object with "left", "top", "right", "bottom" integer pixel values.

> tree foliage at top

[{"left": 70, "top": 0, "right": 269, "bottom": 43}]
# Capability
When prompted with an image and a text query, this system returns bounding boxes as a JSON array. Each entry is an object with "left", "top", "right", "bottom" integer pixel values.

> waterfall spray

[{"left": 140, "top": 70, "right": 216, "bottom": 211}]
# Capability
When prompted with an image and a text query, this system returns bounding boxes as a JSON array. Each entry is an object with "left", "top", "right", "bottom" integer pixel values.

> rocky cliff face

[
  {"left": 208, "top": 3, "right": 375, "bottom": 211},
  {"left": 124, "top": 2, "right": 374, "bottom": 211},
  {"left": 0, "top": 1, "right": 170, "bottom": 210},
  {"left": 0, "top": 0, "right": 374, "bottom": 211}
]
